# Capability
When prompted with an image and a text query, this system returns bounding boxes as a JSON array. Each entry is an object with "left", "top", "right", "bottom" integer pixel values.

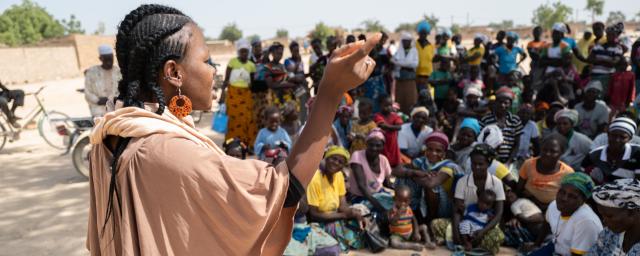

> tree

[
  {"left": 361, "top": 19, "right": 386, "bottom": 32},
  {"left": 532, "top": 1, "right": 573, "bottom": 30},
  {"left": 61, "top": 14, "right": 84, "bottom": 35},
  {"left": 423, "top": 13, "right": 439, "bottom": 29},
  {"left": 276, "top": 29, "right": 288, "bottom": 38},
  {"left": 0, "top": 0, "right": 64, "bottom": 46},
  {"left": 309, "top": 22, "right": 335, "bottom": 43},
  {"left": 394, "top": 22, "right": 416, "bottom": 33},
  {"left": 585, "top": 0, "right": 604, "bottom": 22},
  {"left": 606, "top": 11, "right": 626, "bottom": 24},
  {"left": 488, "top": 20, "right": 514, "bottom": 30},
  {"left": 218, "top": 23, "right": 242, "bottom": 42},
  {"left": 93, "top": 21, "right": 105, "bottom": 35},
  {"left": 247, "top": 34, "right": 260, "bottom": 44},
  {"left": 451, "top": 24, "right": 461, "bottom": 35}
]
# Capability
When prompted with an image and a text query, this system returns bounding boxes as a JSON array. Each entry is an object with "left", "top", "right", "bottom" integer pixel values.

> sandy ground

[{"left": 0, "top": 75, "right": 517, "bottom": 255}]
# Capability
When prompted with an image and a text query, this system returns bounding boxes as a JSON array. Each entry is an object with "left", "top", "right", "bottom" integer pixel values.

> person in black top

[{"left": 0, "top": 81, "right": 25, "bottom": 128}]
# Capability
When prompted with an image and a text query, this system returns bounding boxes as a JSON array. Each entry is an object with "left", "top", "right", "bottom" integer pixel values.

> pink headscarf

[
  {"left": 366, "top": 128, "right": 385, "bottom": 142},
  {"left": 424, "top": 131, "right": 449, "bottom": 149}
]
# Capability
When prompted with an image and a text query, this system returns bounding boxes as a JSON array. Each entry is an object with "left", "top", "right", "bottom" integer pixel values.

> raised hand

[{"left": 319, "top": 33, "right": 381, "bottom": 96}]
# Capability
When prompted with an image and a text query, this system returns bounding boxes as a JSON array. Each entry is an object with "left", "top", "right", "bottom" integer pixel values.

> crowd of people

[{"left": 219, "top": 19, "right": 640, "bottom": 255}]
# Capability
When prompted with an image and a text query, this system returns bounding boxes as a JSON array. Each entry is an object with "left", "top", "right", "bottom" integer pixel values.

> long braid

[{"left": 101, "top": 4, "right": 192, "bottom": 237}]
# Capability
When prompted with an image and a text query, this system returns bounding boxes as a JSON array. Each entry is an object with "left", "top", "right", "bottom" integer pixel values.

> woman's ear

[{"left": 162, "top": 59, "right": 183, "bottom": 88}]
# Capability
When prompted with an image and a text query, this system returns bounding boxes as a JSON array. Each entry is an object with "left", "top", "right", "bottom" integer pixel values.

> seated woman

[
  {"left": 528, "top": 173, "right": 602, "bottom": 256},
  {"left": 348, "top": 129, "right": 394, "bottom": 213},
  {"left": 307, "top": 146, "right": 364, "bottom": 252},
  {"left": 451, "top": 118, "right": 517, "bottom": 188},
  {"left": 587, "top": 179, "right": 640, "bottom": 255},
  {"left": 582, "top": 117, "right": 640, "bottom": 184},
  {"left": 398, "top": 106, "right": 433, "bottom": 159},
  {"left": 517, "top": 133, "right": 574, "bottom": 210},
  {"left": 554, "top": 108, "right": 593, "bottom": 170},
  {"left": 432, "top": 143, "right": 506, "bottom": 254},
  {"left": 395, "top": 131, "right": 463, "bottom": 223}
]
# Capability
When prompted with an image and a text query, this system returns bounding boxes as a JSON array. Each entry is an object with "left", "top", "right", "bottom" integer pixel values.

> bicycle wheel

[
  {"left": 0, "top": 122, "right": 7, "bottom": 152},
  {"left": 72, "top": 136, "right": 91, "bottom": 179},
  {"left": 38, "top": 110, "right": 71, "bottom": 150}
]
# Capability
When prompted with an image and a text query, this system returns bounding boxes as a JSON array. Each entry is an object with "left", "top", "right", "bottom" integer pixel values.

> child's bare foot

[
  {"left": 410, "top": 243, "right": 423, "bottom": 251},
  {"left": 424, "top": 241, "right": 436, "bottom": 250}
]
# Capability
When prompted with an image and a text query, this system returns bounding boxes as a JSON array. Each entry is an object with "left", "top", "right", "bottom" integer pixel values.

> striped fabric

[
  {"left": 590, "top": 43, "right": 624, "bottom": 74},
  {"left": 389, "top": 208, "right": 415, "bottom": 238},
  {"left": 480, "top": 112, "right": 524, "bottom": 162}
]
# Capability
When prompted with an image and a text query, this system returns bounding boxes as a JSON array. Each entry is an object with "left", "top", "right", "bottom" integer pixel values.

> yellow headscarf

[{"left": 324, "top": 146, "right": 350, "bottom": 161}]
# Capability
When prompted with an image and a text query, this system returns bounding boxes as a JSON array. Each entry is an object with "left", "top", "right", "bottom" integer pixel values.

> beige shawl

[{"left": 86, "top": 102, "right": 292, "bottom": 256}]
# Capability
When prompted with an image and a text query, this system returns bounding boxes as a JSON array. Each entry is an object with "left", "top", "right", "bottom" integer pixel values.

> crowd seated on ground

[{"left": 218, "top": 19, "right": 640, "bottom": 255}]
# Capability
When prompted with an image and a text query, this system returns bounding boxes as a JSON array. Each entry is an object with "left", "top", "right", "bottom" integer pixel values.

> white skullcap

[
  {"left": 552, "top": 23, "right": 567, "bottom": 33},
  {"left": 98, "top": 44, "right": 113, "bottom": 55},
  {"left": 464, "top": 87, "right": 483, "bottom": 98},
  {"left": 401, "top": 32, "right": 413, "bottom": 41},
  {"left": 235, "top": 38, "right": 250, "bottom": 51}
]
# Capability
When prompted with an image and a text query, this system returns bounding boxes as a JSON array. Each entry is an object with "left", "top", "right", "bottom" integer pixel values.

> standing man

[
  {"left": 84, "top": 45, "right": 120, "bottom": 117},
  {"left": 0, "top": 81, "right": 25, "bottom": 128}
]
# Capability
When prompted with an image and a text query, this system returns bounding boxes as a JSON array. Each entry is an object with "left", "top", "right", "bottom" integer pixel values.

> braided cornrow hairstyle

[{"left": 101, "top": 4, "right": 194, "bottom": 236}]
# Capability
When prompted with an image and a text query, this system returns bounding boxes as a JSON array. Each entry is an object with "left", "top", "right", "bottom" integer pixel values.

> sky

[{"left": 1, "top": 0, "right": 638, "bottom": 39}]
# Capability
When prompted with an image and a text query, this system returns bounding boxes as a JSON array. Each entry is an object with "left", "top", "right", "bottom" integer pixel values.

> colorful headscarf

[
  {"left": 470, "top": 143, "right": 497, "bottom": 163},
  {"left": 506, "top": 31, "right": 519, "bottom": 41},
  {"left": 592, "top": 178, "right": 640, "bottom": 210},
  {"left": 609, "top": 117, "right": 637, "bottom": 138},
  {"left": 554, "top": 108, "right": 580, "bottom": 127},
  {"left": 464, "top": 87, "right": 483, "bottom": 98},
  {"left": 495, "top": 86, "right": 515, "bottom": 100},
  {"left": 367, "top": 128, "right": 385, "bottom": 142},
  {"left": 460, "top": 118, "right": 481, "bottom": 136},
  {"left": 561, "top": 172, "right": 596, "bottom": 198},
  {"left": 337, "top": 105, "right": 353, "bottom": 115},
  {"left": 535, "top": 102, "right": 550, "bottom": 112},
  {"left": 324, "top": 145, "right": 351, "bottom": 161},
  {"left": 417, "top": 20, "right": 431, "bottom": 34},
  {"left": 424, "top": 131, "right": 449, "bottom": 149}
]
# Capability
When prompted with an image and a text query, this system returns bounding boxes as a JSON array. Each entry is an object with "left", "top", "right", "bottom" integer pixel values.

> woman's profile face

[
  {"left": 174, "top": 24, "right": 216, "bottom": 111},
  {"left": 596, "top": 204, "right": 635, "bottom": 233}
]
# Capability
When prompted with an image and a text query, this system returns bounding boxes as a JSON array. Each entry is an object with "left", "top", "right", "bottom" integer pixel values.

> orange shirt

[{"left": 519, "top": 157, "right": 574, "bottom": 204}]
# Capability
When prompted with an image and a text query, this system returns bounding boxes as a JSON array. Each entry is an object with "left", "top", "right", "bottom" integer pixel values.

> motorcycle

[{"left": 62, "top": 117, "right": 94, "bottom": 178}]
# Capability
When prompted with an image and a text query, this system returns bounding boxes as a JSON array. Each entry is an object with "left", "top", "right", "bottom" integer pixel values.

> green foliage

[
  {"left": 276, "top": 28, "right": 288, "bottom": 38},
  {"left": 361, "top": 19, "right": 386, "bottom": 32},
  {"left": 247, "top": 34, "right": 260, "bottom": 44},
  {"left": 394, "top": 22, "right": 416, "bottom": 33},
  {"left": 585, "top": 0, "right": 605, "bottom": 21},
  {"left": 309, "top": 22, "right": 335, "bottom": 43},
  {"left": 0, "top": 0, "right": 64, "bottom": 46},
  {"left": 61, "top": 14, "right": 84, "bottom": 35},
  {"left": 606, "top": 11, "right": 626, "bottom": 24},
  {"left": 451, "top": 24, "right": 461, "bottom": 35},
  {"left": 488, "top": 20, "right": 514, "bottom": 30},
  {"left": 532, "top": 1, "right": 573, "bottom": 30},
  {"left": 423, "top": 13, "right": 439, "bottom": 28},
  {"left": 219, "top": 23, "right": 242, "bottom": 42}
]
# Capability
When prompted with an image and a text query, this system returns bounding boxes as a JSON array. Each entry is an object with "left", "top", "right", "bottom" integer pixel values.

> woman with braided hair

[{"left": 86, "top": 4, "right": 381, "bottom": 255}]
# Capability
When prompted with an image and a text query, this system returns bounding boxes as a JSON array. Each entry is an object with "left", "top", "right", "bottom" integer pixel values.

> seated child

[
  {"left": 459, "top": 190, "right": 496, "bottom": 251},
  {"left": 254, "top": 106, "right": 292, "bottom": 160},
  {"left": 222, "top": 138, "right": 248, "bottom": 159},
  {"left": 389, "top": 185, "right": 436, "bottom": 251}
]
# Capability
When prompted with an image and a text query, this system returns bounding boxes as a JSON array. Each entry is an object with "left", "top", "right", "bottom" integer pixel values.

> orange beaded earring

[{"left": 168, "top": 86, "right": 192, "bottom": 118}]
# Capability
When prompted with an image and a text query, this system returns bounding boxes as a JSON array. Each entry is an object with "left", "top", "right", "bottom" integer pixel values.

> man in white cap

[
  {"left": 84, "top": 44, "right": 121, "bottom": 117},
  {"left": 575, "top": 80, "right": 610, "bottom": 138}
]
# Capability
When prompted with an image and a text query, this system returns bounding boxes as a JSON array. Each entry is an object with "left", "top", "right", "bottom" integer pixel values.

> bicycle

[{"left": 0, "top": 86, "right": 71, "bottom": 152}]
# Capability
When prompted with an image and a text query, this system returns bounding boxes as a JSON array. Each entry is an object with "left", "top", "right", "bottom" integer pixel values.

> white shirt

[
  {"left": 397, "top": 123, "right": 433, "bottom": 157},
  {"left": 455, "top": 173, "right": 506, "bottom": 207},
  {"left": 560, "top": 131, "right": 593, "bottom": 170},
  {"left": 546, "top": 201, "right": 603, "bottom": 256},
  {"left": 84, "top": 65, "right": 121, "bottom": 117},
  {"left": 510, "top": 198, "right": 542, "bottom": 218},
  {"left": 392, "top": 46, "right": 419, "bottom": 77},
  {"left": 517, "top": 120, "right": 540, "bottom": 158}
]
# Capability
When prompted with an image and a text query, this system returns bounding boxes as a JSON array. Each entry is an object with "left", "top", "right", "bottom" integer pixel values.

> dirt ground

[{"left": 0, "top": 76, "right": 517, "bottom": 255}]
